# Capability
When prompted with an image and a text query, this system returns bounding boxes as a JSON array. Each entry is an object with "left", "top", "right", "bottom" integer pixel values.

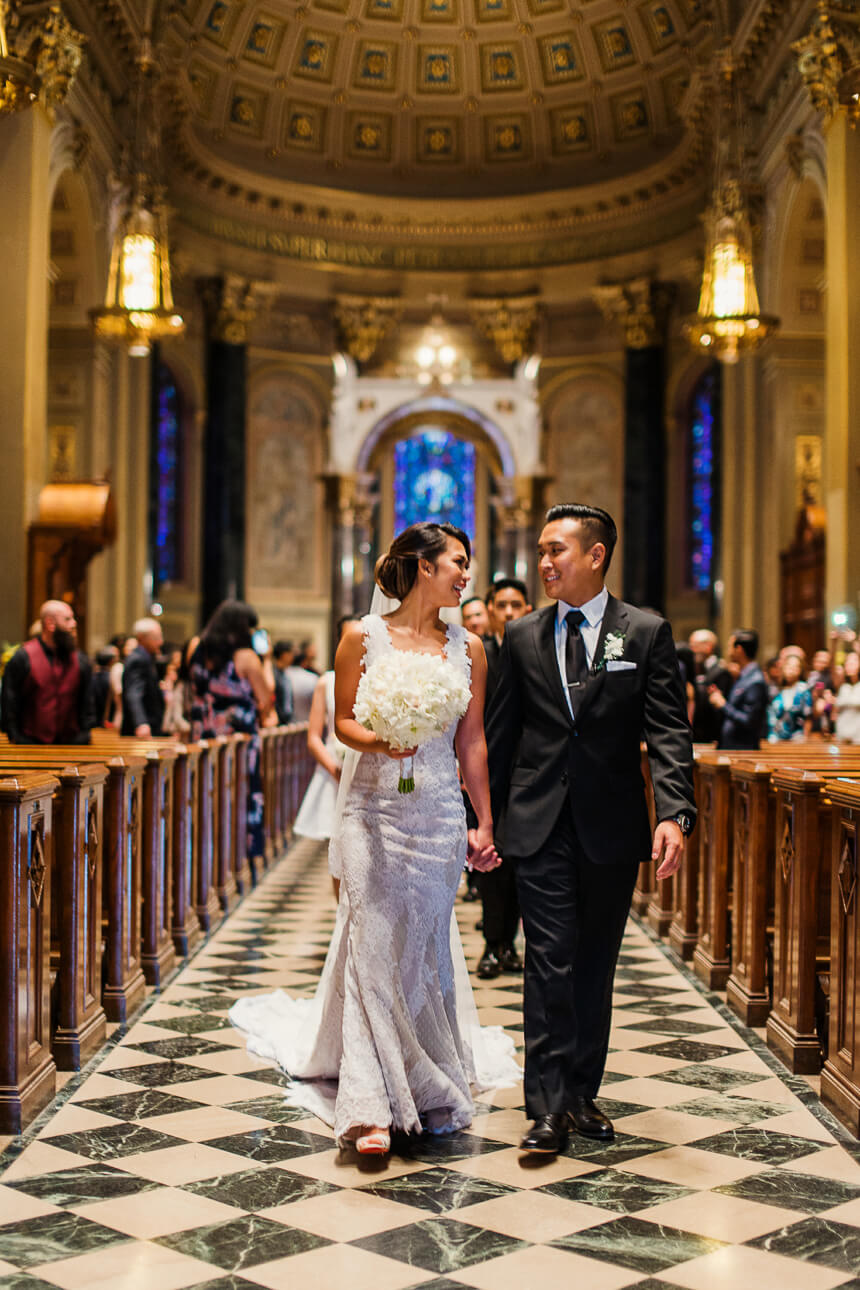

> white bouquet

[{"left": 353, "top": 650, "right": 472, "bottom": 793}]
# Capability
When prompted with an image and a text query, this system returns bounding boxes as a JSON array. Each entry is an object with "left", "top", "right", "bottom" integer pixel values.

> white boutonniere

[{"left": 596, "top": 631, "right": 626, "bottom": 672}]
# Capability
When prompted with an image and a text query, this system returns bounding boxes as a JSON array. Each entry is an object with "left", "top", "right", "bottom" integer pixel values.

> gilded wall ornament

[
  {"left": 592, "top": 278, "right": 675, "bottom": 349},
  {"left": 793, "top": 0, "right": 860, "bottom": 125},
  {"left": 334, "top": 294, "right": 401, "bottom": 363},
  {"left": 0, "top": 1, "right": 84, "bottom": 116},
  {"left": 470, "top": 294, "right": 539, "bottom": 364}
]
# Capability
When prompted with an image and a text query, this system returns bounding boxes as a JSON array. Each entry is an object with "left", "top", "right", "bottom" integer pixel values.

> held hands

[
  {"left": 380, "top": 742, "right": 418, "bottom": 760},
  {"left": 467, "top": 825, "right": 501, "bottom": 873},
  {"left": 652, "top": 820, "right": 684, "bottom": 880}
]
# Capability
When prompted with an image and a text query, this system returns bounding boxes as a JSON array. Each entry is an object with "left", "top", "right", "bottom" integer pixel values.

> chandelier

[
  {"left": 683, "top": 55, "right": 778, "bottom": 364},
  {"left": 91, "top": 38, "right": 184, "bottom": 355},
  {"left": 407, "top": 304, "right": 470, "bottom": 387}
]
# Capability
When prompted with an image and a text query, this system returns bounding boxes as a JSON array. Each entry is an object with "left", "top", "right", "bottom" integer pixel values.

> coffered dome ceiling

[
  {"left": 150, "top": 0, "right": 717, "bottom": 271},
  {"left": 163, "top": 0, "right": 712, "bottom": 196}
]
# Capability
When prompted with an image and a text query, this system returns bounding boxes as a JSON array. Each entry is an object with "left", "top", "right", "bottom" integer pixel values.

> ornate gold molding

[
  {"left": 0, "top": 2, "right": 85, "bottom": 116},
  {"left": 469, "top": 294, "right": 539, "bottom": 365},
  {"left": 198, "top": 275, "right": 271, "bottom": 345},
  {"left": 591, "top": 278, "right": 676, "bottom": 349},
  {"left": 793, "top": 1, "right": 860, "bottom": 125},
  {"left": 334, "top": 295, "right": 401, "bottom": 364}
]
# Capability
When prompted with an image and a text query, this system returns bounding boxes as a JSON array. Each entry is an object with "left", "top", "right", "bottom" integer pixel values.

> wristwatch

[{"left": 670, "top": 811, "right": 694, "bottom": 837}]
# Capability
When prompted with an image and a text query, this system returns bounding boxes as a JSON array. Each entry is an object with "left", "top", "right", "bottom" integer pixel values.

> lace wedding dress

[{"left": 230, "top": 614, "right": 519, "bottom": 1140}]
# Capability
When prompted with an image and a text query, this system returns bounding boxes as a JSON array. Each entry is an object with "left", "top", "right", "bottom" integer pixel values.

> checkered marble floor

[{"left": 2, "top": 841, "right": 860, "bottom": 1290}]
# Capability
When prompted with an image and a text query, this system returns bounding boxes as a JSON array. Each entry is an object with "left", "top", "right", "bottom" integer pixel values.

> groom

[{"left": 486, "top": 503, "right": 696, "bottom": 1154}]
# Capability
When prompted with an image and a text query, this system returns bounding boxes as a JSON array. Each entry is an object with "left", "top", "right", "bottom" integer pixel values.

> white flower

[
  {"left": 353, "top": 650, "right": 471, "bottom": 754},
  {"left": 601, "top": 632, "right": 626, "bottom": 665}
]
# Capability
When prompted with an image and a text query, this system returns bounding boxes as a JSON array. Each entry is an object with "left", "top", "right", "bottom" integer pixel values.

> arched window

[
  {"left": 687, "top": 367, "right": 720, "bottom": 592},
  {"left": 394, "top": 427, "right": 476, "bottom": 537},
  {"left": 149, "top": 359, "right": 183, "bottom": 589}
]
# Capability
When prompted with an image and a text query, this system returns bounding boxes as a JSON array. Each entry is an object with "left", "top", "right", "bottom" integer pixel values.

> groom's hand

[
  {"left": 652, "top": 820, "right": 684, "bottom": 879},
  {"left": 467, "top": 828, "right": 501, "bottom": 872}
]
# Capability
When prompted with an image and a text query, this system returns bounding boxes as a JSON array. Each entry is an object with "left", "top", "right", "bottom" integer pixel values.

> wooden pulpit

[{"left": 27, "top": 481, "right": 116, "bottom": 649}]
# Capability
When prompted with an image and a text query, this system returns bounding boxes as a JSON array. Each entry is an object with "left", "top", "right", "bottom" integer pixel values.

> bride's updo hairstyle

[{"left": 375, "top": 522, "right": 471, "bottom": 601}]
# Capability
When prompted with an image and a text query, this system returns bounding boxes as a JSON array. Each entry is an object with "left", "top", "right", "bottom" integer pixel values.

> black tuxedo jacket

[
  {"left": 121, "top": 646, "right": 165, "bottom": 736},
  {"left": 485, "top": 595, "right": 696, "bottom": 864}
]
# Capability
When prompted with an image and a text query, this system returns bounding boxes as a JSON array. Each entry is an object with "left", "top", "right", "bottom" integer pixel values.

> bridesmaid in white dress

[
  {"left": 231, "top": 522, "right": 515, "bottom": 1154},
  {"left": 293, "top": 615, "right": 360, "bottom": 899}
]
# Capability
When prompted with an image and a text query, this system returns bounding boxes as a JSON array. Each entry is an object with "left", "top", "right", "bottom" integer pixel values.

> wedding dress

[{"left": 230, "top": 613, "right": 519, "bottom": 1140}]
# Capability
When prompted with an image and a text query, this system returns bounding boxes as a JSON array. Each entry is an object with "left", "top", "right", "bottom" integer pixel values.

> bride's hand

[
  {"left": 379, "top": 742, "right": 418, "bottom": 760},
  {"left": 468, "top": 826, "right": 501, "bottom": 872}
]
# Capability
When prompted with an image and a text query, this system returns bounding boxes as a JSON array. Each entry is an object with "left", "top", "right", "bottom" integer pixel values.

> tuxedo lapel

[
  {"left": 574, "top": 594, "right": 630, "bottom": 725},
  {"left": 532, "top": 606, "right": 575, "bottom": 728}
]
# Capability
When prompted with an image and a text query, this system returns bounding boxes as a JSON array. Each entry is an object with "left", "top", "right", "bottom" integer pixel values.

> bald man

[
  {"left": 121, "top": 617, "right": 165, "bottom": 737},
  {"left": 0, "top": 600, "right": 94, "bottom": 744},
  {"left": 689, "top": 629, "right": 732, "bottom": 743}
]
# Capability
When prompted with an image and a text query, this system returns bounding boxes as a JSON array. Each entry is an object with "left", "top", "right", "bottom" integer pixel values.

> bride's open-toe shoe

[{"left": 355, "top": 1129, "right": 390, "bottom": 1155}]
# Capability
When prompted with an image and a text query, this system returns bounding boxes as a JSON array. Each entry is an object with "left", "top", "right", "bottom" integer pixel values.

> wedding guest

[
  {"left": 767, "top": 648, "right": 813, "bottom": 742},
  {"left": 162, "top": 646, "right": 190, "bottom": 736},
  {"left": 298, "top": 638, "right": 320, "bottom": 675},
  {"left": 711, "top": 629, "right": 768, "bottom": 750},
  {"left": 475, "top": 576, "right": 531, "bottom": 980},
  {"left": 764, "top": 655, "right": 782, "bottom": 702},
  {"left": 189, "top": 600, "right": 275, "bottom": 868},
  {"left": 1, "top": 600, "right": 94, "bottom": 744},
  {"left": 485, "top": 578, "right": 531, "bottom": 701},
  {"left": 836, "top": 648, "right": 860, "bottom": 744},
  {"left": 107, "top": 633, "right": 135, "bottom": 728},
  {"left": 121, "top": 618, "right": 165, "bottom": 737},
  {"left": 273, "top": 640, "right": 295, "bottom": 725},
  {"left": 90, "top": 645, "right": 119, "bottom": 728},
  {"left": 689, "top": 628, "right": 732, "bottom": 742},
  {"left": 294, "top": 614, "right": 360, "bottom": 900},
  {"left": 461, "top": 595, "right": 491, "bottom": 637},
  {"left": 286, "top": 652, "right": 319, "bottom": 722}
]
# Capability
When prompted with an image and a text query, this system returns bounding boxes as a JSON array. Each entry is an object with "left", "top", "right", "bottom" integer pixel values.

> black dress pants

[
  {"left": 514, "top": 800, "right": 639, "bottom": 1117},
  {"left": 478, "top": 860, "right": 520, "bottom": 946}
]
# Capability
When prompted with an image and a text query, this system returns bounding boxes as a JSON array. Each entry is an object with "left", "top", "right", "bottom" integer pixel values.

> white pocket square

[{"left": 606, "top": 660, "right": 637, "bottom": 672}]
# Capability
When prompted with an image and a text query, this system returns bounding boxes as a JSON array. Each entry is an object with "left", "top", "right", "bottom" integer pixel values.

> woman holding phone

[{"left": 189, "top": 599, "right": 275, "bottom": 867}]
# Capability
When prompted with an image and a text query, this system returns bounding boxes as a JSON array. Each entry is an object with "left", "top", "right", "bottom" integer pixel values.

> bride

[{"left": 231, "top": 521, "right": 518, "bottom": 1154}]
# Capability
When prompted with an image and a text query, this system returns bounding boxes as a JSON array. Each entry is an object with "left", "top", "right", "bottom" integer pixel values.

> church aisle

[{"left": 1, "top": 844, "right": 860, "bottom": 1290}]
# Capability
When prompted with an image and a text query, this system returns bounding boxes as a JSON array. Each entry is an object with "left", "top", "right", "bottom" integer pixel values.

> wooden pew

[
  {"left": 822, "top": 778, "right": 860, "bottom": 1134},
  {"left": 194, "top": 739, "right": 223, "bottom": 934},
  {"left": 0, "top": 749, "right": 148, "bottom": 1027},
  {"left": 0, "top": 772, "right": 58, "bottom": 1132},
  {"left": 726, "top": 760, "right": 774, "bottom": 1025},
  {"left": 766, "top": 766, "right": 857, "bottom": 1074}
]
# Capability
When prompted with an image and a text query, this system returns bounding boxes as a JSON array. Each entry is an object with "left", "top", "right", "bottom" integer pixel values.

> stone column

[
  {"left": 824, "top": 113, "right": 860, "bottom": 618},
  {"left": 0, "top": 106, "right": 54, "bottom": 640},
  {"left": 324, "top": 474, "right": 376, "bottom": 636},
  {"left": 593, "top": 280, "right": 675, "bottom": 611},
  {"left": 198, "top": 277, "right": 259, "bottom": 625},
  {"left": 493, "top": 475, "right": 547, "bottom": 605}
]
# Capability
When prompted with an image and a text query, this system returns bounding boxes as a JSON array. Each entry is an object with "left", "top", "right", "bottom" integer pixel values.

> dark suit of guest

[
  {"left": 717, "top": 660, "right": 768, "bottom": 750},
  {"left": 692, "top": 658, "right": 732, "bottom": 743},
  {"left": 486, "top": 594, "right": 696, "bottom": 1115},
  {"left": 121, "top": 645, "right": 165, "bottom": 736},
  {"left": 475, "top": 635, "right": 520, "bottom": 958}
]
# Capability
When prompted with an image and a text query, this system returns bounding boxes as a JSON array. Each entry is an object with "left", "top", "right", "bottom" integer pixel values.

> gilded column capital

[
  {"left": 0, "top": 2, "right": 85, "bottom": 116},
  {"left": 793, "top": 0, "right": 860, "bottom": 126},
  {"left": 469, "top": 294, "right": 540, "bottom": 365},
  {"left": 592, "top": 278, "right": 676, "bottom": 349},
  {"left": 333, "top": 295, "right": 401, "bottom": 364},
  {"left": 198, "top": 275, "right": 270, "bottom": 345}
]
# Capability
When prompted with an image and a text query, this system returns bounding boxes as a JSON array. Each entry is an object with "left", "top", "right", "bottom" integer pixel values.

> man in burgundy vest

[{"left": 1, "top": 600, "right": 94, "bottom": 744}]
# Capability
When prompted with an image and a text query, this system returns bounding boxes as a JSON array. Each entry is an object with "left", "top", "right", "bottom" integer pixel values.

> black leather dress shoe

[
  {"left": 499, "top": 944, "right": 523, "bottom": 973},
  {"left": 569, "top": 1095, "right": 614, "bottom": 1140},
  {"left": 520, "top": 1113, "right": 569, "bottom": 1154},
  {"left": 476, "top": 946, "right": 501, "bottom": 979}
]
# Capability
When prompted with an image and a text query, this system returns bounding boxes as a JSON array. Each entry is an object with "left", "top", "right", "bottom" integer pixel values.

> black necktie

[{"left": 565, "top": 609, "right": 588, "bottom": 698}]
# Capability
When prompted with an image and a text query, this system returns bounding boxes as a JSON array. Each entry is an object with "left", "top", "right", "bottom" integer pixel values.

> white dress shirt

[{"left": 554, "top": 586, "right": 609, "bottom": 718}]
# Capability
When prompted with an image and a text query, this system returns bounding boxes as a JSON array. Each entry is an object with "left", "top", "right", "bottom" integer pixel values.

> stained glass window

[
  {"left": 688, "top": 368, "right": 717, "bottom": 591},
  {"left": 394, "top": 427, "right": 476, "bottom": 537},
  {"left": 152, "top": 362, "right": 182, "bottom": 587}
]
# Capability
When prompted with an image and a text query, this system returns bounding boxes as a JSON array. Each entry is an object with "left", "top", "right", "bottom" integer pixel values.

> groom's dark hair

[{"left": 545, "top": 503, "right": 617, "bottom": 575}]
